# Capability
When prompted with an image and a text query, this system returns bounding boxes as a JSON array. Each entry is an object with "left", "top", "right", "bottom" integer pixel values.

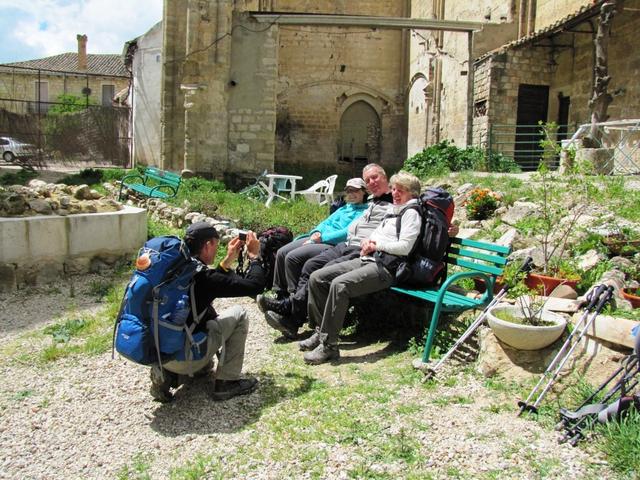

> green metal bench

[
  {"left": 391, "top": 237, "right": 511, "bottom": 364},
  {"left": 118, "top": 167, "right": 182, "bottom": 200}
]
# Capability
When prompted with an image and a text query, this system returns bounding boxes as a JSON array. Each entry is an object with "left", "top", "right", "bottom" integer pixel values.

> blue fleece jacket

[{"left": 306, "top": 202, "right": 368, "bottom": 245}]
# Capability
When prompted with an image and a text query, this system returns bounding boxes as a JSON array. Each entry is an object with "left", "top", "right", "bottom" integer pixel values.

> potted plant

[
  {"left": 487, "top": 281, "right": 567, "bottom": 350},
  {"left": 620, "top": 262, "right": 640, "bottom": 309},
  {"left": 621, "top": 286, "right": 640, "bottom": 309},
  {"left": 465, "top": 187, "right": 501, "bottom": 221}
]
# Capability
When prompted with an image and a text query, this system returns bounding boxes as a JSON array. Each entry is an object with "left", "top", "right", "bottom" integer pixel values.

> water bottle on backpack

[{"left": 172, "top": 295, "right": 190, "bottom": 325}]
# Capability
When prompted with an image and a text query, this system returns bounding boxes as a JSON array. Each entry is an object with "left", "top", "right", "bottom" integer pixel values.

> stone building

[
  {"left": 409, "top": 0, "right": 640, "bottom": 170},
  {"left": 160, "top": 0, "right": 409, "bottom": 180},
  {"left": 160, "top": 0, "right": 639, "bottom": 178},
  {"left": 0, "top": 35, "right": 129, "bottom": 115}
]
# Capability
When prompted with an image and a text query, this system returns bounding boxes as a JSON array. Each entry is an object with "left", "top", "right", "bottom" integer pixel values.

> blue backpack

[{"left": 113, "top": 236, "right": 209, "bottom": 372}]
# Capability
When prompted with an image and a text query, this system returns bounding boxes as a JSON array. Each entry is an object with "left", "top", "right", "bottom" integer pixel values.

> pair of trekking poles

[
  {"left": 517, "top": 284, "right": 615, "bottom": 416},
  {"left": 423, "top": 256, "right": 535, "bottom": 380}
]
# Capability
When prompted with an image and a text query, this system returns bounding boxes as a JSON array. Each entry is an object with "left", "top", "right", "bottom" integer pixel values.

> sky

[{"left": 0, "top": 0, "right": 163, "bottom": 64}]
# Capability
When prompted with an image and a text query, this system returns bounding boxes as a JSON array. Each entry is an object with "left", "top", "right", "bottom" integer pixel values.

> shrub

[
  {"left": 0, "top": 168, "right": 38, "bottom": 186},
  {"left": 404, "top": 140, "right": 520, "bottom": 177},
  {"left": 465, "top": 188, "right": 501, "bottom": 220}
]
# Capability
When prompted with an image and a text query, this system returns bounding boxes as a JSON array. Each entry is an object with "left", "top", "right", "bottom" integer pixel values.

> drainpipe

[{"left": 432, "top": 0, "right": 445, "bottom": 144}]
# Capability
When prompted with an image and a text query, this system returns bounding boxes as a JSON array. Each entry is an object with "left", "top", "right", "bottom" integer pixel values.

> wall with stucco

[{"left": 132, "top": 22, "right": 163, "bottom": 167}]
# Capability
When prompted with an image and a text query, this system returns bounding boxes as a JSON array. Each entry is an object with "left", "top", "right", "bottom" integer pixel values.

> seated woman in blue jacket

[{"left": 270, "top": 177, "right": 368, "bottom": 302}]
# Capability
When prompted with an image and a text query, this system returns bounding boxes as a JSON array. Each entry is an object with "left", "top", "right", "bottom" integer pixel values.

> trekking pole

[
  {"left": 518, "top": 285, "right": 614, "bottom": 416},
  {"left": 517, "top": 284, "right": 607, "bottom": 416},
  {"left": 558, "top": 355, "right": 639, "bottom": 445},
  {"left": 424, "top": 257, "right": 534, "bottom": 379}
]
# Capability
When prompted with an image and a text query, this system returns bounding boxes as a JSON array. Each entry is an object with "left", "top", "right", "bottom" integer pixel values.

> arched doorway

[{"left": 338, "top": 100, "right": 380, "bottom": 169}]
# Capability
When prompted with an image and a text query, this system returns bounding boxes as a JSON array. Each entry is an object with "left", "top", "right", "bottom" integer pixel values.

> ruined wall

[
  {"left": 407, "top": 0, "right": 519, "bottom": 153},
  {"left": 161, "top": 0, "right": 277, "bottom": 178},
  {"left": 274, "top": 0, "right": 408, "bottom": 173}
]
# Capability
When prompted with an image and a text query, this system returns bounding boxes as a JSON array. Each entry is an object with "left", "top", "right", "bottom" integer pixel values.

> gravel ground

[{"left": 0, "top": 276, "right": 618, "bottom": 479}]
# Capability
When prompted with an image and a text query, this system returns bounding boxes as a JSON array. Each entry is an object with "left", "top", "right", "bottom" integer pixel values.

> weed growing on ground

[
  {"left": 596, "top": 409, "right": 640, "bottom": 476},
  {"left": 116, "top": 452, "right": 153, "bottom": 480}
]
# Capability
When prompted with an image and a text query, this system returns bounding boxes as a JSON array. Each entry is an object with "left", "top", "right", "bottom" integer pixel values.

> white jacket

[{"left": 369, "top": 199, "right": 421, "bottom": 257}]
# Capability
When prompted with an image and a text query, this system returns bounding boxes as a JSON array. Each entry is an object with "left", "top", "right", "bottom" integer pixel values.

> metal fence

[
  {"left": 564, "top": 120, "right": 640, "bottom": 175},
  {"left": 0, "top": 66, "right": 131, "bottom": 169},
  {"left": 487, "top": 123, "right": 577, "bottom": 171}
]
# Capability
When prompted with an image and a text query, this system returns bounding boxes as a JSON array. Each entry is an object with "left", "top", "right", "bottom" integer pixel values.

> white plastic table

[{"left": 262, "top": 173, "right": 303, "bottom": 207}]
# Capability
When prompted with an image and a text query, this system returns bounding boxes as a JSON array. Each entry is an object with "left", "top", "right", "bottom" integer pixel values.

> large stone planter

[{"left": 487, "top": 304, "right": 567, "bottom": 350}]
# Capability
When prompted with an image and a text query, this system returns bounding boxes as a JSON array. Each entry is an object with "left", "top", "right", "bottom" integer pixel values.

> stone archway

[{"left": 338, "top": 100, "right": 381, "bottom": 169}]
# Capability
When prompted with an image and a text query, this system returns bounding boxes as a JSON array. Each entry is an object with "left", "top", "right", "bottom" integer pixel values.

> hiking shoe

[
  {"left": 303, "top": 343, "right": 340, "bottom": 365},
  {"left": 209, "top": 377, "right": 258, "bottom": 401},
  {"left": 149, "top": 364, "right": 178, "bottom": 403},
  {"left": 257, "top": 294, "right": 292, "bottom": 316},
  {"left": 298, "top": 329, "right": 321, "bottom": 351},
  {"left": 264, "top": 311, "right": 299, "bottom": 339}
]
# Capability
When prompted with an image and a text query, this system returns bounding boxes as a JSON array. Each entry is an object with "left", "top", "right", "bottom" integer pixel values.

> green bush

[
  {"left": 0, "top": 168, "right": 38, "bottom": 186},
  {"left": 404, "top": 140, "right": 520, "bottom": 177},
  {"left": 58, "top": 167, "right": 129, "bottom": 186}
]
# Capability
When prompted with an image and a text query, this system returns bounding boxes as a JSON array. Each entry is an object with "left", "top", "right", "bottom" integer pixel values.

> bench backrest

[
  {"left": 144, "top": 167, "right": 181, "bottom": 187},
  {"left": 446, "top": 237, "right": 511, "bottom": 278}
]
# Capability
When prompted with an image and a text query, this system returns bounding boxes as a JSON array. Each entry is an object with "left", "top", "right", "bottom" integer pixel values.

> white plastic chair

[
  {"left": 298, "top": 179, "right": 329, "bottom": 205},
  {"left": 299, "top": 174, "right": 338, "bottom": 205}
]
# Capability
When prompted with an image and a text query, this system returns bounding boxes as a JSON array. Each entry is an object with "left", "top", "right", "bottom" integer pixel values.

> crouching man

[{"left": 150, "top": 222, "right": 266, "bottom": 402}]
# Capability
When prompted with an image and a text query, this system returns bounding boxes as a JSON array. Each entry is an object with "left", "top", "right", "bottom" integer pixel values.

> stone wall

[
  {"left": 272, "top": 0, "right": 408, "bottom": 172},
  {"left": 161, "top": 1, "right": 277, "bottom": 179}
]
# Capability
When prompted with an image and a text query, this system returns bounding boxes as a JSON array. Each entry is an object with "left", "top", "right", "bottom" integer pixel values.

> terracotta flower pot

[
  {"left": 622, "top": 288, "right": 640, "bottom": 309},
  {"left": 473, "top": 276, "right": 505, "bottom": 294},
  {"left": 487, "top": 305, "right": 567, "bottom": 350},
  {"left": 525, "top": 272, "right": 579, "bottom": 295},
  {"left": 601, "top": 236, "right": 640, "bottom": 257}
]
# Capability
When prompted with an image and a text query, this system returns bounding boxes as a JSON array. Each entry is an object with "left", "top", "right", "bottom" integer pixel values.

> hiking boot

[
  {"left": 149, "top": 364, "right": 179, "bottom": 403},
  {"left": 257, "top": 294, "right": 292, "bottom": 316},
  {"left": 303, "top": 343, "right": 340, "bottom": 365},
  {"left": 264, "top": 311, "right": 299, "bottom": 339},
  {"left": 209, "top": 377, "right": 258, "bottom": 401},
  {"left": 298, "top": 328, "right": 321, "bottom": 351}
]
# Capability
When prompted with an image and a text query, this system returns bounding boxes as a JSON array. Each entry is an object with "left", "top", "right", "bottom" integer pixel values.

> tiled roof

[
  {"left": 476, "top": 0, "right": 606, "bottom": 62},
  {"left": 1, "top": 53, "right": 128, "bottom": 77}
]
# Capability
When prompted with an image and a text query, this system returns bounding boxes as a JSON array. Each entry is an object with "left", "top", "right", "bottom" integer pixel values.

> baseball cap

[
  {"left": 345, "top": 178, "right": 367, "bottom": 190},
  {"left": 185, "top": 221, "right": 219, "bottom": 241}
]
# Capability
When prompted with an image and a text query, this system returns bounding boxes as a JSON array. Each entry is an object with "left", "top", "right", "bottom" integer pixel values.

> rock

[
  {"left": 500, "top": 201, "right": 540, "bottom": 226},
  {"left": 456, "top": 183, "right": 475, "bottom": 195},
  {"left": 577, "top": 249, "right": 605, "bottom": 271},
  {"left": 27, "top": 179, "right": 47, "bottom": 189},
  {"left": 89, "top": 189, "right": 102, "bottom": 200},
  {"left": 28, "top": 199, "right": 53, "bottom": 215},
  {"left": 609, "top": 256, "right": 634, "bottom": 271},
  {"left": 456, "top": 228, "right": 480, "bottom": 239},
  {"left": 496, "top": 228, "right": 518, "bottom": 247},
  {"left": 549, "top": 284, "right": 578, "bottom": 300},
  {"left": 509, "top": 247, "right": 545, "bottom": 267},
  {"left": 3, "top": 193, "right": 28, "bottom": 215},
  {"left": 73, "top": 185, "right": 93, "bottom": 200},
  {"left": 59, "top": 195, "right": 71, "bottom": 207}
]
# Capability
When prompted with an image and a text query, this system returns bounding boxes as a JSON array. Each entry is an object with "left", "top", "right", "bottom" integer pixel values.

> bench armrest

[
  {"left": 434, "top": 271, "right": 494, "bottom": 306},
  {"left": 149, "top": 184, "right": 177, "bottom": 197}
]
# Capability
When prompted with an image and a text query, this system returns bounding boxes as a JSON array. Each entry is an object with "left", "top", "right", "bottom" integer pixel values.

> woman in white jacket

[{"left": 303, "top": 171, "right": 423, "bottom": 364}]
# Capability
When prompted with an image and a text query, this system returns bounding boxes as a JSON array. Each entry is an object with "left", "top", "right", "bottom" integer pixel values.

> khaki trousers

[{"left": 163, "top": 305, "right": 249, "bottom": 380}]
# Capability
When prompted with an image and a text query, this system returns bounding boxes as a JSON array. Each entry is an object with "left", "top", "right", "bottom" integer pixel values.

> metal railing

[
  {"left": 488, "top": 123, "right": 577, "bottom": 171},
  {"left": 564, "top": 119, "right": 640, "bottom": 175}
]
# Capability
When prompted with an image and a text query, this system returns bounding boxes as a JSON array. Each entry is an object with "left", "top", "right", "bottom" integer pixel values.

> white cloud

[{"left": 0, "top": 0, "right": 162, "bottom": 60}]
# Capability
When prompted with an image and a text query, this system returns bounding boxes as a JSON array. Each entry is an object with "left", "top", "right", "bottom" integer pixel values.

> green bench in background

[
  {"left": 392, "top": 237, "right": 511, "bottom": 365},
  {"left": 119, "top": 167, "right": 182, "bottom": 200}
]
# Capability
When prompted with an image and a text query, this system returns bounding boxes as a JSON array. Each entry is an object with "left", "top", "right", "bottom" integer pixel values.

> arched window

[
  {"left": 407, "top": 76, "right": 429, "bottom": 157},
  {"left": 338, "top": 101, "right": 380, "bottom": 164}
]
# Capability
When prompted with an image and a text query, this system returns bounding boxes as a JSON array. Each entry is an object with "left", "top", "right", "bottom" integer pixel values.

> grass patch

[
  {"left": 596, "top": 409, "right": 640, "bottom": 476},
  {"left": 0, "top": 168, "right": 38, "bottom": 186},
  {"left": 116, "top": 452, "right": 153, "bottom": 480}
]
